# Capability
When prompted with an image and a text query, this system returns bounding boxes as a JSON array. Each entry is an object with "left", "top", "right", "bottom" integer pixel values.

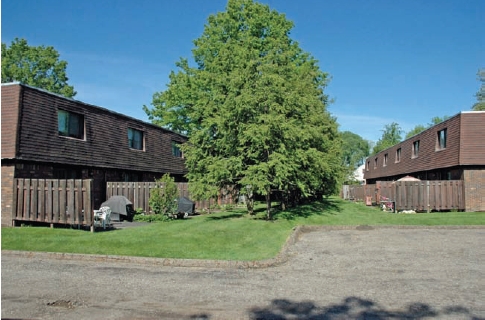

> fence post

[{"left": 426, "top": 181, "right": 430, "bottom": 213}]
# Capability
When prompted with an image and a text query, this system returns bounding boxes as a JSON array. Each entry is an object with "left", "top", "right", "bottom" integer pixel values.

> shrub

[
  {"left": 133, "top": 213, "right": 171, "bottom": 223},
  {"left": 149, "top": 174, "right": 179, "bottom": 218}
]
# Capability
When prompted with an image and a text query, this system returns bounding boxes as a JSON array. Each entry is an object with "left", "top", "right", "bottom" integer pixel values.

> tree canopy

[
  {"left": 145, "top": 0, "right": 343, "bottom": 218},
  {"left": 371, "top": 122, "right": 402, "bottom": 155},
  {"left": 472, "top": 68, "right": 485, "bottom": 111},
  {"left": 405, "top": 124, "right": 427, "bottom": 139},
  {"left": 405, "top": 115, "right": 450, "bottom": 139},
  {"left": 340, "top": 131, "right": 370, "bottom": 183},
  {"left": 1, "top": 38, "right": 76, "bottom": 98}
]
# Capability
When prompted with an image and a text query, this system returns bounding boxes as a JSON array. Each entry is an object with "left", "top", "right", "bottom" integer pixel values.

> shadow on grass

[
  {"left": 274, "top": 197, "right": 342, "bottom": 221},
  {"left": 204, "top": 198, "right": 343, "bottom": 221},
  {"left": 248, "top": 296, "right": 480, "bottom": 320},
  {"left": 205, "top": 212, "right": 246, "bottom": 220}
]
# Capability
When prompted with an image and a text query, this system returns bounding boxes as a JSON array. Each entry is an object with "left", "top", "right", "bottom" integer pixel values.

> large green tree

[
  {"left": 372, "top": 122, "right": 402, "bottom": 155},
  {"left": 145, "top": 0, "right": 343, "bottom": 219},
  {"left": 1, "top": 38, "right": 76, "bottom": 98},
  {"left": 472, "top": 68, "right": 485, "bottom": 111}
]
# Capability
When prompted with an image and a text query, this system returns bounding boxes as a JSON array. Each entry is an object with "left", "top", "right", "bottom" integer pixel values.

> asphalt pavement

[{"left": 2, "top": 226, "right": 484, "bottom": 319}]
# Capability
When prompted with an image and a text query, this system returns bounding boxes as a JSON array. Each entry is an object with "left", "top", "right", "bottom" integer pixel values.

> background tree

[
  {"left": 427, "top": 116, "right": 449, "bottom": 126},
  {"left": 145, "top": 0, "right": 343, "bottom": 219},
  {"left": 472, "top": 68, "right": 485, "bottom": 111},
  {"left": 405, "top": 115, "right": 450, "bottom": 139},
  {"left": 405, "top": 124, "right": 427, "bottom": 139},
  {"left": 340, "top": 131, "right": 370, "bottom": 183},
  {"left": 372, "top": 122, "right": 402, "bottom": 155},
  {"left": 1, "top": 38, "right": 76, "bottom": 98}
]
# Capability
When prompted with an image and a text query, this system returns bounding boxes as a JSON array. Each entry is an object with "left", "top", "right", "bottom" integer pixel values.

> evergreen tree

[{"left": 145, "top": 0, "right": 343, "bottom": 218}]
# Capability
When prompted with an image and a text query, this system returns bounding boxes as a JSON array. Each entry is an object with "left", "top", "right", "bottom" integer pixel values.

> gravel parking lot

[{"left": 2, "top": 226, "right": 484, "bottom": 319}]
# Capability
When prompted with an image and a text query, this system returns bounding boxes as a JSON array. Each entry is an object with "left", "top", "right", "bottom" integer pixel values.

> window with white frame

[
  {"left": 383, "top": 153, "right": 388, "bottom": 166},
  {"left": 128, "top": 128, "right": 144, "bottom": 150},
  {"left": 58, "top": 110, "right": 84, "bottom": 139},
  {"left": 412, "top": 140, "right": 420, "bottom": 158},
  {"left": 437, "top": 128, "right": 447, "bottom": 150},
  {"left": 395, "top": 148, "right": 401, "bottom": 163}
]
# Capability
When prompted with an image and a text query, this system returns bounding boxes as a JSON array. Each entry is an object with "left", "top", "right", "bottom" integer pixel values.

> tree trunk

[
  {"left": 281, "top": 186, "right": 288, "bottom": 211},
  {"left": 246, "top": 186, "right": 254, "bottom": 215},
  {"left": 266, "top": 188, "right": 272, "bottom": 220},
  {"left": 246, "top": 197, "right": 254, "bottom": 215}
]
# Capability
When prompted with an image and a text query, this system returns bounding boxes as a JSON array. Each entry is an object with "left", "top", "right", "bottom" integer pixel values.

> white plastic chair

[{"left": 94, "top": 206, "right": 112, "bottom": 230}]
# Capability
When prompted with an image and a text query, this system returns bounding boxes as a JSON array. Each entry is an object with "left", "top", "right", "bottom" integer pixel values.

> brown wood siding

[
  {"left": 459, "top": 112, "right": 485, "bottom": 165},
  {"left": 11, "top": 84, "right": 187, "bottom": 174},
  {"left": 1, "top": 84, "right": 22, "bottom": 158},
  {"left": 364, "top": 112, "right": 485, "bottom": 180}
]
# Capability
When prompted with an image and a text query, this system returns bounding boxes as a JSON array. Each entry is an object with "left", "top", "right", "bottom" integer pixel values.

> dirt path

[{"left": 2, "top": 227, "right": 484, "bottom": 319}]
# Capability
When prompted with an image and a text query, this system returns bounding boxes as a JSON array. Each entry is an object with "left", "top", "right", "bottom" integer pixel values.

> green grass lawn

[{"left": 2, "top": 197, "right": 484, "bottom": 261}]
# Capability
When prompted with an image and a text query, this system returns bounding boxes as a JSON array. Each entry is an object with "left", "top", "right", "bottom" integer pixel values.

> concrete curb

[{"left": 2, "top": 225, "right": 484, "bottom": 269}]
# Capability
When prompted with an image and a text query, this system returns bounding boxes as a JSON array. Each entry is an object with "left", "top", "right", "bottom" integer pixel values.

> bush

[
  {"left": 149, "top": 174, "right": 179, "bottom": 218},
  {"left": 133, "top": 213, "right": 171, "bottom": 223}
]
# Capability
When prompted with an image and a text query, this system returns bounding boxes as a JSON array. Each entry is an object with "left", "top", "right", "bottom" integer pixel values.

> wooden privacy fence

[
  {"left": 342, "top": 180, "right": 465, "bottom": 211},
  {"left": 341, "top": 184, "right": 376, "bottom": 202},
  {"left": 12, "top": 179, "right": 93, "bottom": 226},
  {"left": 106, "top": 182, "right": 235, "bottom": 213}
]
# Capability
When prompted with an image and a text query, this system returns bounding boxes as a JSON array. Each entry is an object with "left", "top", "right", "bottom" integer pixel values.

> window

[
  {"left": 383, "top": 153, "right": 388, "bottom": 167},
  {"left": 128, "top": 128, "right": 144, "bottom": 150},
  {"left": 412, "top": 140, "right": 420, "bottom": 158},
  {"left": 374, "top": 158, "right": 378, "bottom": 169},
  {"left": 172, "top": 141, "right": 182, "bottom": 157},
  {"left": 395, "top": 148, "right": 401, "bottom": 163},
  {"left": 437, "top": 128, "right": 447, "bottom": 150},
  {"left": 123, "top": 171, "right": 141, "bottom": 182},
  {"left": 58, "top": 110, "right": 84, "bottom": 139},
  {"left": 53, "top": 167, "right": 81, "bottom": 179},
  {"left": 366, "top": 160, "right": 370, "bottom": 171}
]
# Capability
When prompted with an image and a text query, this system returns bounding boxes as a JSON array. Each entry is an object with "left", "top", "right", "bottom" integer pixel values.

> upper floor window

[
  {"left": 366, "top": 160, "right": 370, "bottom": 171},
  {"left": 58, "top": 110, "right": 84, "bottom": 139},
  {"left": 374, "top": 157, "right": 378, "bottom": 169},
  {"left": 53, "top": 167, "right": 82, "bottom": 179},
  {"left": 383, "top": 153, "right": 388, "bottom": 167},
  {"left": 395, "top": 148, "right": 401, "bottom": 163},
  {"left": 412, "top": 140, "right": 420, "bottom": 158},
  {"left": 172, "top": 141, "right": 183, "bottom": 157},
  {"left": 128, "top": 128, "right": 144, "bottom": 150},
  {"left": 437, "top": 128, "right": 447, "bottom": 150},
  {"left": 123, "top": 171, "right": 141, "bottom": 182}
]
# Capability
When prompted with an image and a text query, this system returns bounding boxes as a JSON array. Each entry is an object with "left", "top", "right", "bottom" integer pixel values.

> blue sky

[{"left": 2, "top": 0, "right": 484, "bottom": 142}]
